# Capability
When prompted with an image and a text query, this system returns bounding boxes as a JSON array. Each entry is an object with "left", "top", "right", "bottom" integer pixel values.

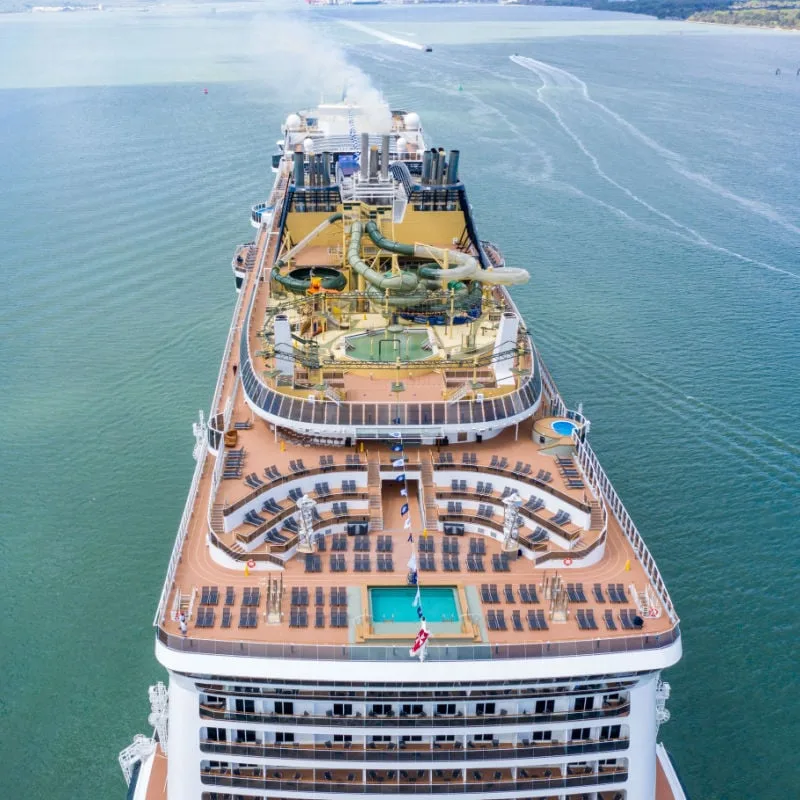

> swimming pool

[
  {"left": 551, "top": 420, "right": 577, "bottom": 437},
  {"left": 370, "top": 586, "right": 459, "bottom": 623},
  {"left": 344, "top": 329, "right": 432, "bottom": 363}
]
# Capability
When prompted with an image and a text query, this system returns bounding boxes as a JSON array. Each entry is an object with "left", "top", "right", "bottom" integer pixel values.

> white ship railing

[
  {"left": 573, "top": 436, "right": 677, "bottom": 623},
  {"left": 153, "top": 194, "right": 286, "bottom": 627},
  {"left": 538, "top": 346, "right": 677, "bottom": 624},
  {"left": 157, "top": 624, "right": 680, "bottom": 661},
  {"left": 153, "top": 450, "right": 206, "bottom": 626}
]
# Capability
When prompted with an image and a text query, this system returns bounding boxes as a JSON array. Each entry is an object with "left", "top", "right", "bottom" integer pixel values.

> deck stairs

[
  {"left": 590, "top": 501, "right": 603, "bottom": 530},
  {"left": 367, "top": 454, "right": 384, "bottom": 532},
  {"left": 420, "top": 456, "right": 439, "bottom": 530}
]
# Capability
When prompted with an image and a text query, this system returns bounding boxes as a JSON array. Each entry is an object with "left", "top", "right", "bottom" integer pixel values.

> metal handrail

[{"left": 157, "top": 625, "right": 680, "bottom": 661}]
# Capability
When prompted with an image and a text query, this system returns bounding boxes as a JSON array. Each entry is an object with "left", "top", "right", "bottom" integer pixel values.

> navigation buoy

[
  {"left": 203, "top": 88, "right": 209, "bottom": 94},
  {"left": 458, "top": 84, "right": 463, "bottom": 92}
]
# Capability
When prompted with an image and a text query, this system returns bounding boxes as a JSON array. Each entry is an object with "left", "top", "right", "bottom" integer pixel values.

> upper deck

[{"left": 153, "top": 106, "right": 679, "bottom": 670}]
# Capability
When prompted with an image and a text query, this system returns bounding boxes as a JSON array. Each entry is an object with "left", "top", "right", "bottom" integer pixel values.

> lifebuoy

[
  {"left": 563, "top": 558, "right": 573, "bottom": 567},
  {"left": 247, "top": 559, "right": 256, "bottom": 569},
  {"left": 649, "top": 608, "right": 658, "bottom": 618}
]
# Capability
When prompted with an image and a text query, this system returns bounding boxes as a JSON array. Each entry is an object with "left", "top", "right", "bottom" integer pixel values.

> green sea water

[{"left": 1, "top": 4, "right": 798, "bottom": 798}]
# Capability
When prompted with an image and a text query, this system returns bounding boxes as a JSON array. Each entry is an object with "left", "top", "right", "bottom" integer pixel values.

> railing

[
  {"left": 157, "top": 625, "right": 679, "bottom": 661},
  {"left": 537, "top": 343, "right": 676, "bottom": 622},
  {"left": 200, "top": 770, "right": 628, "bottom": 793},
  {"left": 199, "top": 737, "right": 629, "bottom": 762},
  {"left": 199, "top": 703, "right": 629, "bottom": 729},
  {"left": 153, "top": 452, "right": 206, "bottom": 626},
  {"left": 224, "top": 463, "right": 369, "bottom": 516},
  {"left": 573, "top": 436, "right": 677, "bottom": 623},
  {"left": 239, "top": 332, "right": 542, "bottom": 435},
  {"left": 432, "top": 463, "right": 591, "bottom": 514}
]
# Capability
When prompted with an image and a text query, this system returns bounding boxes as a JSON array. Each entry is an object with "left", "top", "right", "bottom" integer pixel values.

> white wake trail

[
  {"left": 341, "top": 20, "right": 425, "bottom": 51},
  {"left": 510, "top": 55, "right": 800, "bottom": 281},
  {"left": 512, "top": 55, "right": 800, "bottom": 241}
]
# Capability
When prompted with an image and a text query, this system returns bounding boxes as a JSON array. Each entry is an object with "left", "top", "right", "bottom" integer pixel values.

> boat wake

[
  {"left": 510, "top": 55, "right": 800, "bottom": 282},
  {"left": 341, "top": 20, "right": 425, "bottom": 51}
]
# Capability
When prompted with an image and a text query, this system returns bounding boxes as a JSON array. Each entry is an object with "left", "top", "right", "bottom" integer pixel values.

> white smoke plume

[{"left": 249, "top": 0, "right": 391, "bottom": 132}]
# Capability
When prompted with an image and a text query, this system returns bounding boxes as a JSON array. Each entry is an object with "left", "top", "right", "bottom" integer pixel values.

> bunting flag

[
  {"left": 391, "top": 444, "right": 403, "bottom": 452},
  {"left": 390, "top": 432, "right": 402, "bottom": 438},
  {"left": 395, "top": 473, "right": 406, "bottom": 482},
  {"left": 407, "top": 553, "right": 417, "bottom": 571},
  {"left": 400, "top": 503, "right": 409, "bottom": 517},
  {"left": 412, "top": 587, "right": 421, "bottom": 607},
  {"left": 404, "top": 518, "right": 412, "bottom": 530},
  {"left": 407, "top": 531, "right": 414, "bottom": 542},
  {"left": 408, "top": 570, "right": 418, "bottom": 586},
  {"left": 392, "top": 458, "right": 405, "bottom": 468},
  {"left": 417, "top": 605, "right": 425, "bottom": 620},
  {"left": 400, "top": 488, "right": 408, "bottom": 497}
]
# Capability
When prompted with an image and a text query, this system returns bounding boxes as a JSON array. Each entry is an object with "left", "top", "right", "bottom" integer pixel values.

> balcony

[
  {"left": 199, "top": 702, "right": 630, "bottom": 728},
  {"left": 199, "top": 765, "right": 628, "bottom": 794},
  {"left": 199, "top": 737, "right": 630, "bottom": 763}
]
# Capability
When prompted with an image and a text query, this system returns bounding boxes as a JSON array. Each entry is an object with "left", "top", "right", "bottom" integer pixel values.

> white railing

[
  {"left": 153, "top": 189, "right": 288, "bottom": 628},
  {"left": 153, "top": 449, "right": 207, "bottom": 626},
  {"left": 539, "top": 345, "right": 676, "bottom": 622},
  {"left": 573, "top": 435, "right": 677, "bottom": 623}
]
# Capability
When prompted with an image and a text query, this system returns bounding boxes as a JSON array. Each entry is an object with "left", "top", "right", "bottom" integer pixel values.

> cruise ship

[{"left": 120, "top": 101, "right": 687, "bottom": 800}]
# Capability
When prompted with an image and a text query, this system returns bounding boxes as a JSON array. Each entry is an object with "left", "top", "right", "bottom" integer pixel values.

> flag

[
  {"left": 400, "top": 488, "right": 408, "bottom": 497},
  {"left": 395, "top": 473, "right": 406, "bottom": 482},
  {"left": 407, "top": 531, "right": 413, "bottom": 542},
  {"left": 417, "top": 605, "right": 424, "bottom": 620},
  {"left": 390, "top": 432, "right": 402, "bottom": 438},
  {"left": 412, "top": 587, "right": 421, "bottom": 607},
  {"left": 407, "top": 553, "right": 417, "bottom": 571},
  {"left": 392, "top": 458, "right": 405, "bottom": 468},
  {"left": 391, "top": 444, "right": 403, "bottom": 452},
  {"left": 348, "top": 108, "right": 360, "bottom": 163},
  {"left": 404, "top": 518, "right": 412, "bottom": 530},
  {"left": 408, "top": 570, "right": 418, "bottom": 586},
  {"left": 400, "top": 503, "right": 409, "bottom": 516},
  {"left": 409, "top": 626, "right": 430, "bottom": 656}
]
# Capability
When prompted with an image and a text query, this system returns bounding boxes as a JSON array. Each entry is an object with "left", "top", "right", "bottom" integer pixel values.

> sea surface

[{"left": 1, "top": 3, "right": 798, "bottom": 798}]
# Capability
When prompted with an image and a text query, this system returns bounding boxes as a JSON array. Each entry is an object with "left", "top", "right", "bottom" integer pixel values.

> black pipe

[
  {"left": 293, "top": 151, "right": 304, "bottom": 187},
  {"left": 446, "top": 149, "right": 460, "bottom": 184},
  {"left": 422, "top": 150, "right": 433, "bottom": 185},
  {"left": 322, "top": 152, "right": 331, "bottom": 186}
]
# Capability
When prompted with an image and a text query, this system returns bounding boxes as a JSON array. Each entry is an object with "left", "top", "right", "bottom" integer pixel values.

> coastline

[{"left": 688, "top": 16, "right": 800, "bottom": 31}]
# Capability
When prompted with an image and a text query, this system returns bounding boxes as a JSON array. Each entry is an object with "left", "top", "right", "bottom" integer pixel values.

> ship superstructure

[{"left": 120, "top": 102, "right": 687, "bottom": 800}]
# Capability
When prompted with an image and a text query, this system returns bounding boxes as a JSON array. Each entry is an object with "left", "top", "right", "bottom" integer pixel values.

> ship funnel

[
  {"left": 429, "top": 148, "right": 439, "bottom": 184},
  {"left": 446, "top": 149, "right": 460, "bottom": 184},
  {"left": 322, "top": 152, "right": 331, "bottom": 186},
  {"left": 293, "top": 151, "right": 305, "bottom": 187},
  {"left": 381, "top": 134, "right": 390, "bottom": 180},
  {"left": 369, "top": 146, "right": 379, "bottom": 181},
  {"left": 422, "top": 150, "right": 433, "bottom": 185},
  {"left": 437, "top": 148, "right": 447, "bottom": 184},
  {"left": 360, "top": 133, "right": 370, "bottom": 180}
]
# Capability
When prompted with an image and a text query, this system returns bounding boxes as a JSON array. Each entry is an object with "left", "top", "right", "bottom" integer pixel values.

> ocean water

[{"left": 1, "top": 4, "right": 798, "bottom": 798}]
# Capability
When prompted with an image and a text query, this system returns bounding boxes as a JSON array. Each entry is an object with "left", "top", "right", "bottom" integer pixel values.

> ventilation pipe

[
  {"left": 360, "top": 133, "right": 370, "bottom": 180},
  {"left": 421, "top": 150, "right": 433, "bottom": 185},
  {"left": 436, "top": 148, "right": 447, "bottom": 183},
  {"left": 369, "top": 146, "right": 379, "bottom": 180},
  {"left": 322, "top": 152, "right": 331, "bottom": 186},
  {"left": 380, "top": 135, "right": 390, "bottom": 180},
  {"left": 293, "top": 151, "right": 304, "bottom": 187},
  {"left": 446, "top": 150, "right": 460, "bottom": 184},
  {"left": 430, "top": 149, "right": 439, "bottom": 184}
]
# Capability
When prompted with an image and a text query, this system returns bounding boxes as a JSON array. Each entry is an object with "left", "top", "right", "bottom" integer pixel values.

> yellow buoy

[
  {"left": 624, "top": 559, "right": 631, "bottom": 572},
  {"left": 244, "top": 564, "right": 250, "bottom": 577},
  {"left": 280, "top": 440, "right": 286, "bottom": 452}
]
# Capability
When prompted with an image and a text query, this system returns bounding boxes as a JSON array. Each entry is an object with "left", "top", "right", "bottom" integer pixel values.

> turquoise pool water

[
  {"left": 552, "top": 420, "right": 577, "bottom": 437},
  {"left": 370, "top": 586, "right": 459, "bottom": 623}
]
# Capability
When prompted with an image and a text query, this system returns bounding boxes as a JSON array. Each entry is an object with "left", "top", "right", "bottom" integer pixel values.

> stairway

[
  {"left": 210, "top": 504, "right": 225, "bottom": 537},
  {"left": 367, "top": 454, "right": 383, "bottom": 532},
  {"left": 590, "top": 501, "right": 604, "bottom": 530},
  {"left": 420, "top": 456, "right": 439, "bottom": 530}
]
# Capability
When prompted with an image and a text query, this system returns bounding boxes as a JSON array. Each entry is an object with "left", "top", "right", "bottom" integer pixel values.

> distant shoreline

[{"left": 688, "top": 16, "right": 800, "bottom": 32}]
